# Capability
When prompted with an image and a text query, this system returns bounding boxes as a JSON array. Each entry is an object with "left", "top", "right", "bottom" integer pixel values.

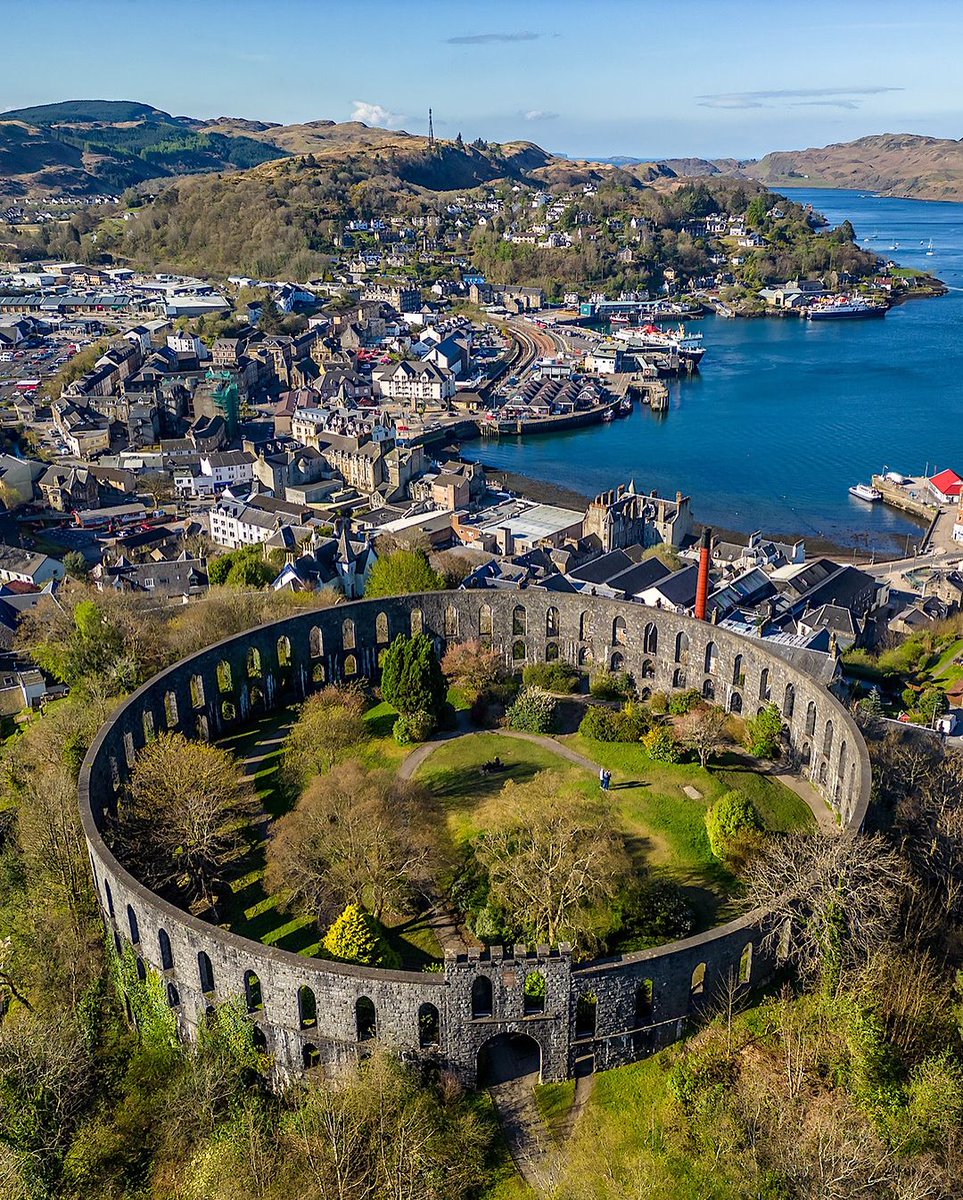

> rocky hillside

[{"left": 744, "top": 134, "right": 963, "bottom": 201}]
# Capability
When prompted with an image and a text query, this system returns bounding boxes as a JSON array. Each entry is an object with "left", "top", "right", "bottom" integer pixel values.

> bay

[{"left": 475, "top": 187, "right": 963, "bottom": 555}]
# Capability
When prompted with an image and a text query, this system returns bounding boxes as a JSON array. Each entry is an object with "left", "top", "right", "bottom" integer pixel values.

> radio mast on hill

[{"left": 428, "top": 108, "right": 435, "bottom": 148}]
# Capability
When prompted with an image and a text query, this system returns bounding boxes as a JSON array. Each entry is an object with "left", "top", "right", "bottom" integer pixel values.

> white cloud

[
  {"left": 697, "top": 86, "right": 902, "bottom": 111},
  {"left": 350, "top": 100, "right": 405, "bottom": 128},
  {"left": 524, "top": 109, "right": 559, "bottom": 122}
]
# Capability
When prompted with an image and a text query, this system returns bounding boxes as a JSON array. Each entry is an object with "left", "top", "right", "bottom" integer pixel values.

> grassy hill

[{"left": 744, "top": 133, "right": 963, "bottom": 201}]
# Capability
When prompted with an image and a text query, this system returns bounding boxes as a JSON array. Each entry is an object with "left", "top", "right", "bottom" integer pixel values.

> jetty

[{"left": 871, "top": 474, "right": 938, "bottom": 522}]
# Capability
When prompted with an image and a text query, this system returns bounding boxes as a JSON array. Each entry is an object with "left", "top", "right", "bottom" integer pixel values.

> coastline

[{"left": 477, "top": 462, "right": 891, "bottom": 563}]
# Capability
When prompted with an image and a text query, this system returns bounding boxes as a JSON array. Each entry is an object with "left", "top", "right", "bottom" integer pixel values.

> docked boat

[
  {"left": 805, "top": 296, "right": 887, "bottom": 321},
  {"left": 849, "top": 483, "right": 882, "bottom": 502},
  {"left": 614, "top": 323, "right": 706, "bottom": 363}
]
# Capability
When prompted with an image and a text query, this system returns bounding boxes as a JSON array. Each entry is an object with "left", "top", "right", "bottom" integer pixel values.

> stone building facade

[{"left": 79, "top": 591, "right": 871, "bottom": 1087}]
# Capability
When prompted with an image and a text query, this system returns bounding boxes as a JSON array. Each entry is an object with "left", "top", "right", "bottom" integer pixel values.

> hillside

[
  {"left": 0, "top": 99, "right": 290, "bottom": 197},
  {"left": 744, "top": 133, "right": 963, "bottom": 201}
]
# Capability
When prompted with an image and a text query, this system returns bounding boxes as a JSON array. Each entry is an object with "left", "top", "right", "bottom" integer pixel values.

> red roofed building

[{"left": 929, "top": 468, "right": 963, "bottom": 505}]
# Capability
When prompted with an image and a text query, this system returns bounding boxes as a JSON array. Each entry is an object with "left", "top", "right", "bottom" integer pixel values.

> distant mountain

[
  {"left": 1, "top": 99, "right": 175, "bottom": 125},
  {"left": 742, "top": 134, "right": 963, "bottom": 202}
]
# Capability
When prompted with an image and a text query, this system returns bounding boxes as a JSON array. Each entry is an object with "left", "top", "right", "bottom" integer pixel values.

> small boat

[
  {"left": 849, "top": 483, "right": 882, "bottom": 503},
  {"left": 601, "top": 408, "right": 615, "bottom": 422},
  {"left": 926, "top": 239, "right": 935, "bottom": 255}
]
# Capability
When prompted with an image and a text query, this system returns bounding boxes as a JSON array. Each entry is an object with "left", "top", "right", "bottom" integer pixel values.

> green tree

[
  {"left": 380, "top": 632, "right": 446, "bottom": 718},
  {"left": 283, "top": 686, "right": 367, "bottom": 784},
  {"left": 61, "top": 550, "right": 90, "bottom": 581},
  {"left": 208, "top": 546, "right": 275, "bottom": 589},
  {"left": 746, "top": 702, "right": 783, "bottom": 758},
  {"left": 364, "top": 549, "right": 444, "bottom": 599},
  {"left": 323, "top": 903, "right": 387, "bottom": 965},
  {"left": 705, "top": 790, "right": 762, "bottom": 860}
]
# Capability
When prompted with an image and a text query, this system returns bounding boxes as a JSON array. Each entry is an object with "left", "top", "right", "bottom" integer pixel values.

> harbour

[{"left": 475, "top": 188, "right": 963, "bottom": 556}]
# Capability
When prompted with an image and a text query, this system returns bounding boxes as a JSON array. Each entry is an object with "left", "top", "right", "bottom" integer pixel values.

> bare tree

[
  {"left": 283, "top": 686, "right": 368, "bottom": 787},
  {"left": 114, "top": 733, "right": 259, "bottom": 910},
  {"left": 678, "top": 704, "right": 730, "bottom": 768},
  {"left": 266, "top": 760, "right": 438, "bottom": 923},
  {"left": 475, "top": 772, "right": 632, "bottom": 948},
  {"left": 745, "top": 833, "right": 909, "bottom": 993}
]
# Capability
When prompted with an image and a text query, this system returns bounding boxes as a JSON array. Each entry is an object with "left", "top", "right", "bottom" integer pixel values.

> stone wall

[{"left": 79, "top": 590, "right": 871, "bottom": 1086}]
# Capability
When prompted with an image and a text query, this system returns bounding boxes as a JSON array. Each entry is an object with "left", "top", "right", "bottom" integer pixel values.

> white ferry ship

[
  {"left": 614, "top": 323, "right": 706, "bottom": 363},
  {"left": 805, "top": 296, "right": 887, "bottom": 321}
]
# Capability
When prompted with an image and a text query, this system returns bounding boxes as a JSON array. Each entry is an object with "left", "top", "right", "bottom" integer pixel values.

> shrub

[
  {"left": 643, "top": 725, "right": 680, "bottom": 763},
  {"left": 323, "top": 903, "right": 397, "bottom": 967},
  {"left": 745, "top": 702, "right": 783, "bottom": 758},
  {"left": 506, "top": 687, "right": 557, "bottom": 734},
  {"left": 619, "top": 877, "right": 697, "bottom": 948},
  {"left": 524, "top": 972, "right": 546, "bottom": 1000},
  {"left": 579, "top": 703, "right": 648, "bottom": 743},
  {"left": 668, "top": 688, "right": 702, "bottom": 716},
  {"left": 442, "top": 639, "right": 506, "bottom": 702},
  {"left": 393, "top": 709, "right": 437, "bottom": 745},
  {"left": 380, "top": 632, "right": 447, "bottom": 718},
  {"left": 648, "top": 690, "right": 670, "bottom": 715},
  {"left": 704, "top": 790, "right": 762, "bottom": 860},
  {"left": 523, "top": 661, "right": 580, "bottom": 693},
  {"left": 589, "top": 669, "right": 636, "bottom": 701}
]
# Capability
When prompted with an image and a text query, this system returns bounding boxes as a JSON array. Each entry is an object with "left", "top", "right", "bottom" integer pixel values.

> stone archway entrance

[{"left": 477, "top": 1031, "right": 542, "bottom": 1087}]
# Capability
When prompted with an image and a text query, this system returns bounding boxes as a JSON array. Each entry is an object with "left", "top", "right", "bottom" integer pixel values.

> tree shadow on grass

[{"left": 424, "top": 759, "right": 544, "bottom": 808}]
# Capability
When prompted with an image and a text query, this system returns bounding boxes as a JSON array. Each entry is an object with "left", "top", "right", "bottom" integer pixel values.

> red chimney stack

[{"left": 695, "top": 526, "right": 712, "bottom": 621}]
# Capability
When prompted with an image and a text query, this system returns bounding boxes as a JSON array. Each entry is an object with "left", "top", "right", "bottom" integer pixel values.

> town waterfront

[{"left": 478, "top": 188, "right": 963, "bottom": 555}]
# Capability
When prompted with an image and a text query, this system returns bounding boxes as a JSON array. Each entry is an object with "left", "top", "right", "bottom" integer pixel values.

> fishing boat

[{"left": 849, "top": 483, "right": 882, "bottom": 502}]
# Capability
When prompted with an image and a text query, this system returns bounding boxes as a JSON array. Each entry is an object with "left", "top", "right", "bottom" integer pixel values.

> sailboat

[{"left": 926, "top": 238, "right": 935, "bottom": 255}]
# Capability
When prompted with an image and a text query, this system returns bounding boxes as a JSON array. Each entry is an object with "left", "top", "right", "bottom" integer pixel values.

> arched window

[
  {"left": 410, "top": 608, "right": 423, "bottom": 636},
  {"left": 805, "top": 701, "right": 817, "bottom": 737},
  {"left": 190, "top": 674, "right": 205, "bottom": 708},
  {"left": 312, "top": 662, "right": 326, "bottom": 685},
  {"left": 579, "top": 611, "right": 589, "bottom": 641},
  {"left": 512, "top": 605, "right": 527, "bottom": 636},
  {"left": 823, "top": 720, "right": 834, "bottom": 757},
  {"left": 445, "top": 605, "right": 459, "bottom": 638},
  {"left": 758, "top": 668, "right": 770, "bottom": 701},
  {"left": 702, "top": 679, "right": 715, "bottom": 701},
  {"left": 838, "top": 741, "right": 848, "bottom": 778},
  {"left": 277, "top": 635, "right": 292, "bottom": 668},
  {"left": 302, "top": 1043, "right": 320, "bottom": 1069},
  {"left": 127, "top": 904, "right": 139, "bottom": 944},
  {"left": 167, "top": 982, "right": 180, "bottom": 1008},
  {"left": 777, "top": 919, "right": 792, "bottom": 962},
  {"left": 418, "top": 1003, "right": 440, "bottom": 1048},
  {"left": 643, "top": 623, "right": 658, "bottom": 655},
  {"left": 309, "top": 626, "right": 324, "bottom": 658},
  {"left": 123, "top": 731, "right": 135, "bottom": 768},
  {"left": 479, "top": 604, "right": 493, "bottom": 637},
  {"left": 783, "top": 682, "right": 795, "bottom": 719},
  {"left": 198, "top": 951, "right": 215, "bottom": 995},
  {"left": 739, "top": 943, "right": 752, "bottom": 985},
  {"left": 342, "top": 619, "right": 356, "bottom": 651},
  {"left": 575, "top": 991, "right": 597, "bottom": 1037},
  {"left": 613, "top": 615, "right": 627, "bottom": 646},
  {"left": 471, "top": 975, "right": 493, "bottom": 1018},
  {"left": 546, "top": 606, "right": 560, "bottom": 638},
  {"left": 578, "top": 646, "right": 589, "bottom": 666},
  {"left": 344, "top": 654, "right": 358, "bottom": 677},
  {"left": 612, "top": 652, "right": 625, "bottom": 672},
  {"left": 244, "top": 970, "right": 263, "bottom": 1012},
  {"left": 636, "top": 979, "right": 654, "bottom": 1025},
  {"left": 104, "top": 879, "right": 114, "bottom": 918},
  {"left": 730, "top": 692, "right": 743, "bottom": 714},
  {"left": 690, "top": 962, "right": 706, "bottom": 1002},
  {"left": 546, "top": 642, "right": 560, "bottom": 662},
  {"left": 158, "top": 928, "right": 173, "bottom": 970},
  {"left": 704, "top": 641, "right": 717, "bottom": 674},
  {"left": 673, "top": 667, "right": 686, "bottom": 689},
  {"left": 732, "top": 655, "right": 744, "bottom": 687},
  {"left": 247, "top": 647, "right": 262, "bottom": 678},
  {"left": 216, "top": 660, "right": 232, "bottom": 694},
  {"left": 356, "top": 996, "right": 377, "bottom": 1041},
  {"left": 298, "top": 985, "right": 317, "bottom": 1029},
  {"left": 114, "top": 930, "right": 123, "bottom": 956},
  {"left": 221, "top": 700, "right": 236, "bottom": 724},
  {"left": 164, "top": 691, "right": 178, "bottom": 729},
  {"left": 675, "top": 630, "right": 689, "bottom": 664},
  {"left": 641, "top": 659, "right": 655, "bottom": 680},
  {"left": 523, "top": 971, "right": 546, "bottom": 1016},
  {"left": 512, "top": 640, "right": 526, "bottom": 662},
  {"left": 375, "top": 612, "right": 389, "bottom": 644}
]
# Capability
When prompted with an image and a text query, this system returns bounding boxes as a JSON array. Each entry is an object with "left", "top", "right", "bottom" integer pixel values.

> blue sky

[{"left": 5, "top": 0, "right": 961, "bottom": 159}]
